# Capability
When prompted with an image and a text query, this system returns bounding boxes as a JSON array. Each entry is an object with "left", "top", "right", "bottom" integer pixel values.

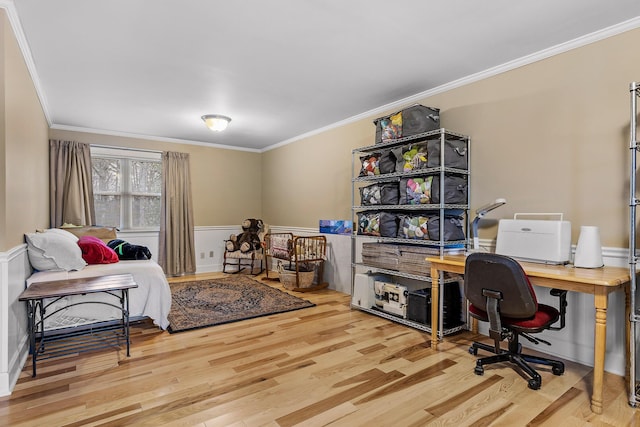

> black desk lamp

[{"left": 472, "top": 198, "right": 506, "bottom": 250}]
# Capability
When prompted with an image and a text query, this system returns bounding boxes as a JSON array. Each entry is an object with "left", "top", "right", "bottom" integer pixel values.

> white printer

[{"left": 495, "top": 213, "right": 571, "bottom": 264}]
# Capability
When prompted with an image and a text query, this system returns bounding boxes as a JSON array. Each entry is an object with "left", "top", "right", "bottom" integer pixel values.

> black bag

[
  {"left": 431, "top": 175, "right": 468, "bottom": 204},
  {"left": 359, "top": 153, "right": 381, "bottom": 176},
  {"left": 373, "top": 104, "right": 440, "bottom": 144},
  {"left": 399, "top": 176, "right": 433, "bottom": 205},
  {"left": 378, "top": 149, "right": 396, "bottom": 174},
  {"left": 360, "top": 183, "right": 399, "bottom": 206},
  {"left": 397, "top": 214, "right": 430, "bottom": 240},
  {"left": 357, "top": 212, "right": 398, "bottom": 237},
  {"left": 427, "top": 216, "right": 465, "bottom": 241},
  {"left": 392, "top": 142, "right": 429, "bottom": 173},
  {"left": 426, "top": 138, "right": 468, "bottom": 169},
  {"left": 401, "top": 104, "right": 440, "bottom": 137}
]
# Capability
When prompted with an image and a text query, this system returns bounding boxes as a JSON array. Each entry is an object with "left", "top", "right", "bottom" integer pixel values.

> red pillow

[{"left": 77, "top": 235, "right": 119, "bottom": 264}]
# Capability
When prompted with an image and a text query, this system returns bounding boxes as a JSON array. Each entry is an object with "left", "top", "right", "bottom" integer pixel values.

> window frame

[{"left": 90, "top": 146, "right": 162, "bottom": 232}]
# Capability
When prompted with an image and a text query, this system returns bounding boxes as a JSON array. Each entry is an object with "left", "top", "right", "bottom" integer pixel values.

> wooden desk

[
  {"left": 19, "top": 274, "right": 137, "bottom": 377},
  {"left": 427, "top": 254, "right": 630, "bottom": 415}
]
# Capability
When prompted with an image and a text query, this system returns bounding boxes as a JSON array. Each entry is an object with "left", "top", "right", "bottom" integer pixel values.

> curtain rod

[{"left": 90, "top": 144, "right": 163, "bottom": 154}]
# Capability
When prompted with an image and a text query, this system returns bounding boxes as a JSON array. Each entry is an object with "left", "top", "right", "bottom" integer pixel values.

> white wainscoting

[
  {"left": 0, "top": 245, "right": 31, "bottom": 397},
  {"left": 1, "top": 232, "right": 632, "bottom": 396}
]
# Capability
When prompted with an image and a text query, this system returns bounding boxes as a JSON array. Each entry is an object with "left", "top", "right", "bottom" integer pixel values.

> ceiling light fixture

[{"left": 201, "top": 114, "right": 231, "bottom": 132}]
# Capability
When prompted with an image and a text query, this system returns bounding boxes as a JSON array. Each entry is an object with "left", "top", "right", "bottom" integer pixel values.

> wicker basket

[{"left": 278, "top": 264, "right": 315, "bottom": 289}]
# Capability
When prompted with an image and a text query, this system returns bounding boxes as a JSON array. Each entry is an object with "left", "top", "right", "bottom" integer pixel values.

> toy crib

[{"left": 263, "top": 233, "right": 329, "bottom": 292}]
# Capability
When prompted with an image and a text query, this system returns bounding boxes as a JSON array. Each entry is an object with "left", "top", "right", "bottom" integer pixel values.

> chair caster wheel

[
  {"left": 474, "top": 366, "right": 484, "bottom": 376},
  {"left": 552, "top": 365, "right": 564, "bottom": 375},
  {"left": 469, "top": 346, "right": 477, "bottom": 355},
  {"left": 528, "top": 379, "right": 541, "bottom": 390}
]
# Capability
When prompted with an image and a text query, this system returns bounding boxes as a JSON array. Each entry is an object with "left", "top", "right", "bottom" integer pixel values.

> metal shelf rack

[
  {"left": 629, "top": 81, "right": 640, "bottom": 408},
  {"left": 350, "top": 127, "right": 471, "bottom": 338}
]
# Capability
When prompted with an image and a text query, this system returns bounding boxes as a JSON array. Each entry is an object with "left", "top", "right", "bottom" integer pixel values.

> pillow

[
  {"left": 61, "top": 225, "right": 118, "bottom": 243},
  {"left": 44, "top": 228, "right": 79, "bottom": 242},
  {"left": 77, "top": 235, "right": 119, "bottom": 265},
  {"left": 25, "top": 232, "right": 87, "bottom": 272}
]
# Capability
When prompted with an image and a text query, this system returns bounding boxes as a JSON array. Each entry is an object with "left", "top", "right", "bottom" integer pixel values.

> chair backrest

[{"left": 464, "top": 252, "right": 537, "bottom": 318}]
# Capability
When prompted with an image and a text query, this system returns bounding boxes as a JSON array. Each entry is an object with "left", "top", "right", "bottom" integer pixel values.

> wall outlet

[
  {"left": 200, "top": 252, "right": 205, "bottom": 259},
  {"left": 209, "top": 250, "right": 214, "bottom": 258}
]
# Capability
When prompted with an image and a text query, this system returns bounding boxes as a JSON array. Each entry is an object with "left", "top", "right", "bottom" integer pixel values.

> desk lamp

[{"left": 472, "top": 198, "right": 506, "bottom": 251}]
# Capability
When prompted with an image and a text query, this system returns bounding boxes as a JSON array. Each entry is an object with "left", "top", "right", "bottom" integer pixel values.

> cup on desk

[{"left": 574, "top": 225, "right": 604, "bottom": 268}]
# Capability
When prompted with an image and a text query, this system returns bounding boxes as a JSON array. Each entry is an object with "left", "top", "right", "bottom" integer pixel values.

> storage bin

[
  {"left": 391, "top": 141, "right": 429, "bottom": 173},
  {"left": 399, "top": 176, "right": 433, "bottom": 205},
  {"left": 397, "top": 214, "right": 430, "bottom": 240},
  {"left": 431, "top": 175, "right": 468, "bottom": 204},
  {"left": 360, "top": 182, "right": 399, "bottom": 206},
  {"left": 373, "top": 104, "right": 440, "bottom": 144},
  {"left": 357, "top": 211, "right": 398, "bottom": 237},
  {"left": 359, "top": 152, "right": 382, "bottom": 176},
  {"left": 278, "top": 263, "right": 315, "bottom": 289},
  {"left": 407, "top": 284, "right": 463, "bottom": 328},
  {"left": 407, "top": 289, "right": 431, "bottom": 324},
  {"left": 427, "top": 216, "right": 465, "bottom": 241},
  {"left": 426, "top": 138, "right": 468, "bottom": 169}
]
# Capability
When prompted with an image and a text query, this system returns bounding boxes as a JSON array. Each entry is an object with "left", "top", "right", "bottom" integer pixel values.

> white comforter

[{"left": 27, "top": 260, "right": 172, "bottom": 330}]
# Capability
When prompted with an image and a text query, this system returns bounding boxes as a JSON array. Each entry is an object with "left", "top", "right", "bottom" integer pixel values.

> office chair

[{"left": 464, "top": 252, "right": 567, "bottom": 390}]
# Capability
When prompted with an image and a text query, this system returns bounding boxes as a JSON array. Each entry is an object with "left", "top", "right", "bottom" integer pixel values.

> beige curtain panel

[
  {"left": 159, "top": 151, "right": 196, "bottom": 276},
  {"left": 49, "top": 139, "right": 95, "bottom": 228}
]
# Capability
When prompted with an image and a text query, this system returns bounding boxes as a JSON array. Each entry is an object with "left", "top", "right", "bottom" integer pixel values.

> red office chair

[{"left": 464, "top": 252, "right": 567, "bottom": 390}]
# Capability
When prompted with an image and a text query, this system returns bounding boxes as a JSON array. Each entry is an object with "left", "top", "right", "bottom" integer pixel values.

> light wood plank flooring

[{"left": 1, "top": 272, "right": 639, "bottom": 426}]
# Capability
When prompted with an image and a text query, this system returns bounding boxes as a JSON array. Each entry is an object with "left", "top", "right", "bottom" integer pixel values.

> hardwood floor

[{"left": 1, "top": 272, "right": 639, "bottom": 426}]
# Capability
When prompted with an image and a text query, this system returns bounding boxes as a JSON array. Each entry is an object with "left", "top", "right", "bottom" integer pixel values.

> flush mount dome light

[{"left": 201, "top": 114, "right": 231, "bottom": 131}]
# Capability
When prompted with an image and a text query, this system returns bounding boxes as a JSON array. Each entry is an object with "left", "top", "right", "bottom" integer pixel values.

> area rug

[{"left": 167, "top": 275, "right": 315, "bottom": 333}]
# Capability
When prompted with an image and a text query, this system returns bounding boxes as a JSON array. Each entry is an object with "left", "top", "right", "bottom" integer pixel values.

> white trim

[
  {"left": 90, "top": 145, "right": 161, "bottom": 160},
  {"left": 51, "top": 124, "right": 262, "bottom": 153},
  {"left": 268, "top": 226, "right": 319, "bottom": 235},
  {"left": 0, "top": 244, "right": 30, "bottom": 396}
]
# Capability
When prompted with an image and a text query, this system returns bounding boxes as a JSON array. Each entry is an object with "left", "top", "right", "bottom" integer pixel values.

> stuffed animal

[
  {"left": 226, "top": 218, "right": 265, "bottom": 253},
  {"left": 107, "top": 239, "right": 152, "bottom": 260}
]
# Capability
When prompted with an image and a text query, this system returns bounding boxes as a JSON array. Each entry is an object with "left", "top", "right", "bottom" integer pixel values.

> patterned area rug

[{"left": 167, "top": 276, "right": 315, "bottom": 333}]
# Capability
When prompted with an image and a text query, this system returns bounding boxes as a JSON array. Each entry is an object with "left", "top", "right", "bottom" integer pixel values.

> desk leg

[
  {"left": 591, "top": 290, "right": 609, "bottom": 415},
  {"left": 430, "top": 266, "right": 440, "bottom": 350}
]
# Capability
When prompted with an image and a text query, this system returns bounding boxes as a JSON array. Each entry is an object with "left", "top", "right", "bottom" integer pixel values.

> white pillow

[
  {"left": 44, "top": 228, "right": 79, "bottom": 242},
  {"left": 25, "top": 232, "right": 86, "bottom": 272}
]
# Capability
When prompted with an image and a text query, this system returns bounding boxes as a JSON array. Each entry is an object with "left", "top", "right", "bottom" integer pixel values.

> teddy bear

[{"left": 226, "top": 218, "right": 265, "bottom": 253}]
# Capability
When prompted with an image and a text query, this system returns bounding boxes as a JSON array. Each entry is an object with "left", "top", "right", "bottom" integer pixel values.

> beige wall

[
  {"left": 261, "top": 121, "right": 371, "bottom": 226},
  {"left": 1, "top": 10, "right": 49, "bottom": 250},
  {"left": 263, "top": 27, "right": 640, "bottom": 248},
  {"left": 48, "top": 129, "right": 262, "bottom": 226}
]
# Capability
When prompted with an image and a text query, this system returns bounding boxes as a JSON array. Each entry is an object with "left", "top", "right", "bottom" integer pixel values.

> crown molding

[
  {"left": 50, "top": 124, "right": 262, "bottom": 153},
  {"left": 262, "top": 16, "right": 640, "bottom": 153},
  {"left": 3, "top": 1, "right": 639, "bottom": 154},
  {"left": 0, "top": 1, "right": 52, "bottom": 125}
]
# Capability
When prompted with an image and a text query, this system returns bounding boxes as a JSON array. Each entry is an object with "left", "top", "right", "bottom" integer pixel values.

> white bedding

[{"left": 27, "top": 260, "right": 172, "bottom": 330}]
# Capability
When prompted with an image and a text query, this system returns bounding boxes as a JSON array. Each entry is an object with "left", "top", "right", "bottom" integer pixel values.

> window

[{"left": 91, "top": 147, "right": 162, "bottom": 230}]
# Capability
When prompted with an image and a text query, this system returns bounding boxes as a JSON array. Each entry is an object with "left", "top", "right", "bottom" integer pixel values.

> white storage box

[{"left": 352, "top": 273, "right": 389, "bottom": 309}]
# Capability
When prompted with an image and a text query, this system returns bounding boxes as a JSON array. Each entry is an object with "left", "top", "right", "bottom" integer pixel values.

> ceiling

[{"left": 7, "top": 1, "right": 640, "bottom": 152}]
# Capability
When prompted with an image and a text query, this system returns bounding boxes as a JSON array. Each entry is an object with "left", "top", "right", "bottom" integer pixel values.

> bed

[
  {"left": 24, "top": 226, "right": 172, "bottom": 331},
  {"left": 27, "top": 260, "right": 171, "bottom": 330}
]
